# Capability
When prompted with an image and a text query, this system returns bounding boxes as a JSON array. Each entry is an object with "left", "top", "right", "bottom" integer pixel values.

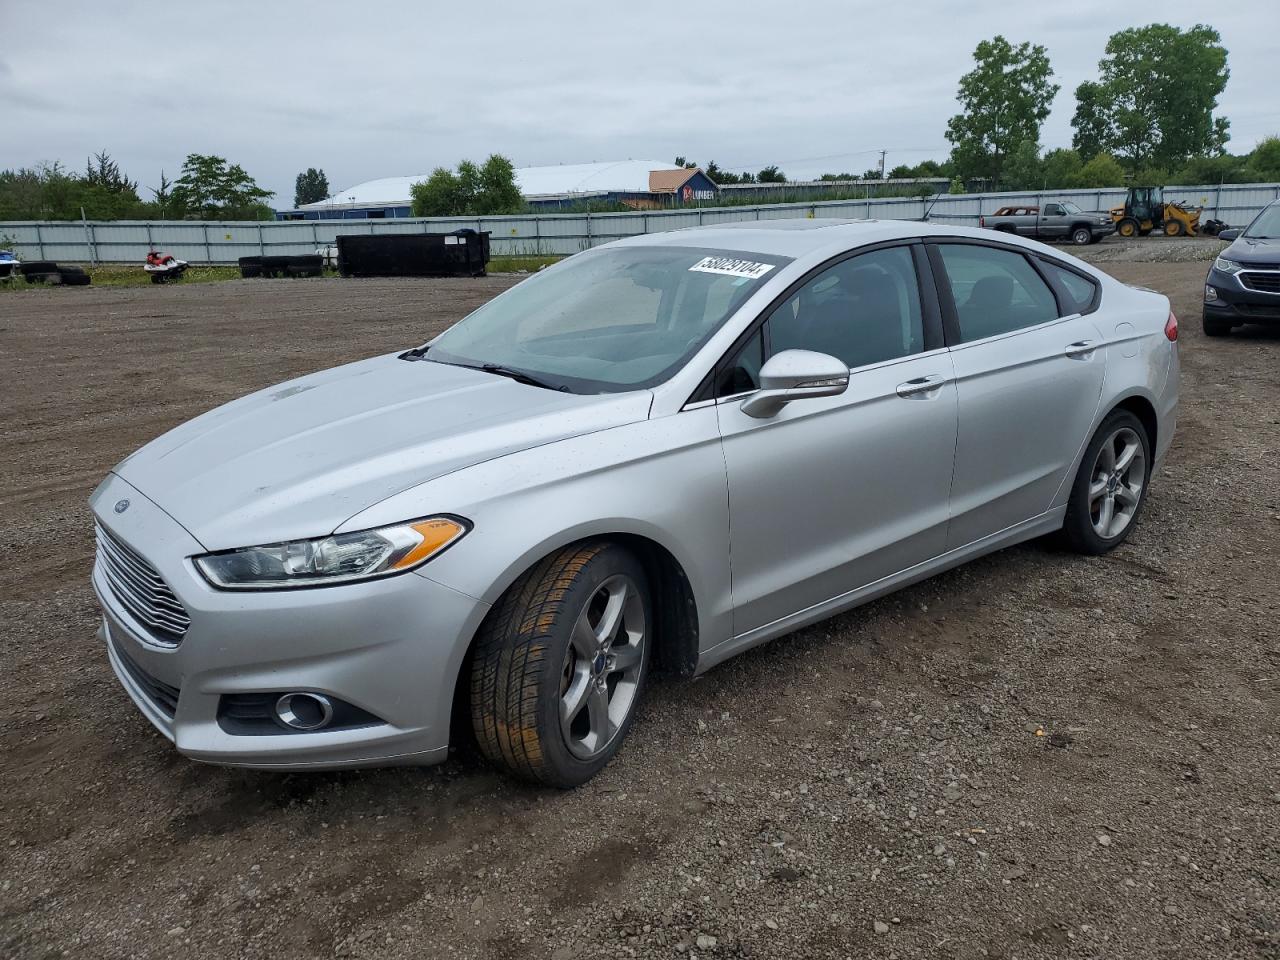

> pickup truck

[{"left": 980, "top": 201, "right": 1114, "bottom": 245}]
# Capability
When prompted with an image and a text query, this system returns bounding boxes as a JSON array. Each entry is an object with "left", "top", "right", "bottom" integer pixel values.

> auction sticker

[{"left": 689, "top": 256, "right": 776, "bottom": 280}]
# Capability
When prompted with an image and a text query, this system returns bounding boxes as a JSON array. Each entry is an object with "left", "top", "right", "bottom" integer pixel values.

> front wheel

[
  {"left": 1117, "top": 218, "right": 1140, "bottom": 238},
  {"left": 1071, "top": 227, "right": 1093, "bottom": 246},
  {"left": 470, "top": 541, "right": 651, "bottom": 787},
  {"left": 1164, "top": 219, "right": 1184, "bottom": 237},
  {"left": 1061, "top": 411, "right": 1151, "bottom": 555}
]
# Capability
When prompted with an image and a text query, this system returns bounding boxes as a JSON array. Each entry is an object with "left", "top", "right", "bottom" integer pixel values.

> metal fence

[{"left": 3, "top": 183, "right": 1276, "bottom": 266}]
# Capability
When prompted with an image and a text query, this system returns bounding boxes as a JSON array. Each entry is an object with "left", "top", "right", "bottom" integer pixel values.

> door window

[
  {"left": 936, "top": 244, "right": 1060, "bottom": 342},
  {"left": 1043, "top": 203, "right": 1064, "bottom": 217},
  {"left": 713, "top": 246, "right": 926, "bottom": 398}
]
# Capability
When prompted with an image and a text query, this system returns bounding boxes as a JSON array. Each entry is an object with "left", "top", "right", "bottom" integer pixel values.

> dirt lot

[{"left": 2, "top": 252, "right": 1278, "bottom": 960}]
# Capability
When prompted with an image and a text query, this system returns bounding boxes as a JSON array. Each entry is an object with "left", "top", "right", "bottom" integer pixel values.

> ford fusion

[{"left": 91, "top": 220, "right": 1178, "bottom": 787}]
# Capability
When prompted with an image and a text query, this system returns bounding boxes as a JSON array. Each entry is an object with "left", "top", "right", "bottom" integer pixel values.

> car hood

[
  {"left": 1224, "top": 236, "right": 1280, "bottom": 266},
  {"left": 115, "top": 353, "right": 652, "bottom": 552}
]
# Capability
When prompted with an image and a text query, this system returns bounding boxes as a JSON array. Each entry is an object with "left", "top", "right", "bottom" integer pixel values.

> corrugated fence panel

[{"left": 4, "top": 183, "right": 1278, "bottom": 264}]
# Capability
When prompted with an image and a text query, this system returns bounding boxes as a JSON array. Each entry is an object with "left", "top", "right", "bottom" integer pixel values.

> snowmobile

[{"left": 144, "top": 250, "right": 189, "bottom": 283}]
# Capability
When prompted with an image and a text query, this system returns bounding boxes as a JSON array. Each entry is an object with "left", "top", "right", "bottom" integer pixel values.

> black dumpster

[{"left": 336, "top": 230, "right": 491, "bottom": 278}]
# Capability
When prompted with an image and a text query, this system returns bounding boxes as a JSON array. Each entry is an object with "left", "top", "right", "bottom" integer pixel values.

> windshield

[
  {"left": 1244, "top": 203, "right": 1280, "bottom": 239},
  {"left": 1060, "top": 201, "right": 1083, "bottom": 215},
  {"left": 426, "top": 245, "right": 791, "bottom": 393}
]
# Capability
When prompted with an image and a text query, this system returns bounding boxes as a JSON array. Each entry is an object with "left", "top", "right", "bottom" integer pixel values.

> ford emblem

[{"left": 113, "top": 499, "right": 130, "bottom": 514}]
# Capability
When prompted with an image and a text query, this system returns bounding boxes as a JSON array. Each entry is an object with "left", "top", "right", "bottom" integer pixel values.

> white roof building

[{"left": 300, "top": 160, "right": 684, "bottom": 210}]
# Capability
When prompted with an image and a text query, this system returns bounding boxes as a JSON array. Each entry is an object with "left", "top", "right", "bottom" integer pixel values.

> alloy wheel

[
  {"left": 1088, "top": 426, "right": 1147, "bottom": 540},
  {"left": 558, "top": 574, "right": 646, "bottom": 760}
]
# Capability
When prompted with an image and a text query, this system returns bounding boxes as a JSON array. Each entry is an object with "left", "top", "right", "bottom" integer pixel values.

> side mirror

[
  {"left": 1217, "top": 228, "right": 1241, "bottom": 241},
  {"left": 740, "top": 349, "right": 849, "bottom": 419}
]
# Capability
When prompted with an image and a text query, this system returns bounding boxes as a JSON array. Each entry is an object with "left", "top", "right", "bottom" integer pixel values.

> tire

[
  {"left": 470, "top": 541, "right": 652, "bottom": 788},
  {"left": 238, "top": 256, "right": 262, "bottom": 279},
  {"left": 150, "top": 273, "right": 164, "bottom": 284},
  {"left": 1061, "top": 410, "right": 1151, "bottom": 555},
  {"left": 60, "top": 269, "right": 90, "bottom": 286},
  {"left": 19, "top": 261, "right": 58, "bottom": 276},
  {"left": 285, "top": 265, "right": 322, "bottom": 277},
  {"left": 1202, "top": 313, "right": 1233, "bottom": 337},
  {"left": 1117, "top": 218, "right": 1140, "bottom": 238},
  {"left": 1071, "top": 226, "right": 1092, "bottom": 246},
  {"left": 1164, "top": 220, "right": 1184, "bottom": 237}
]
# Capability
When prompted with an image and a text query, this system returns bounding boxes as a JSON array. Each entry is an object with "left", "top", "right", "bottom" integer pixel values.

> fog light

[
  {"left": 1204, "top": 284, "right": 1218, "bottom": 302},
  {"left": 274, "top": 692, "right": 334, "bottom": 731}
]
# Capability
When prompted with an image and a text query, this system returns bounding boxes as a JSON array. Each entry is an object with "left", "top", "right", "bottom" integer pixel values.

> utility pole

[{"left": 879, "top": 149, "right": 887, "bottom": 180}]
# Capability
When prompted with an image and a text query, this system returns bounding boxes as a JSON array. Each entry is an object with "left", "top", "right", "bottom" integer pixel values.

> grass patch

[
  {"left": 88, "top": 265, "right": 246, "bottom": 287},
  {"left": 487, "top": 255, "right": 562, "bottom": 273}
]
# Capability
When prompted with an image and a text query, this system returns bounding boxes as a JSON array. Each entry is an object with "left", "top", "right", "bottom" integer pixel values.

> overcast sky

[{"left": 3, "top": 0, "right": 1276, "bottom": 205}]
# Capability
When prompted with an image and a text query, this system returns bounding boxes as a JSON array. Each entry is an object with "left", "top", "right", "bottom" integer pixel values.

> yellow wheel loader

[{"left": 1110, "top": 186, "right": 1224, "bottom": 238}]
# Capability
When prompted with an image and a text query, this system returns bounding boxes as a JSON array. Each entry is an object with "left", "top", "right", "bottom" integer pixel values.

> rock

[
  {"left": 1097, "top": 834, "right": 1112, "bottom": 847},
  {"left": 696, "top": 934, "right": 718, "bottom": 950},
  {"left": 764, "top": 919, "right": 778, "bottom": 930},
  {"left": 874, "top": 921, "right": 891, "bottom": 935},
  {"left": 166, "top": 927, "right": 184, "bottom": 937}
]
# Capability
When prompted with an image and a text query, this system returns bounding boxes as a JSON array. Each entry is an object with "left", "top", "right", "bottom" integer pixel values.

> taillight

[{"left": 1165, "top": 310, "right": 1178, "bottom": 342}]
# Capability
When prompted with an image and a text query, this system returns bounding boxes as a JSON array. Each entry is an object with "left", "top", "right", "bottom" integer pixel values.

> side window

[
  {"left": 767, "top": 246, "right": 925, "bottom": 371},
  {"left": 1044, "top": 203, "right": 1064, "bottom": 217},
  {"left": 936, "top": 244, "right": 1060, "bottom": 343},
  {"left": 1041, "top": 260, "right": 1099, "bottom": 315}
]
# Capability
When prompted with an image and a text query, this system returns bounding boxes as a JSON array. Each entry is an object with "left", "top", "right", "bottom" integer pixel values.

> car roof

[{"left": 614, "top": 218, "right": 1038, "bottom": 258}]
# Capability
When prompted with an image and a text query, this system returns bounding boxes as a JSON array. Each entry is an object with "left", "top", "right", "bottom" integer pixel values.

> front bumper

[
  {"left": 90, "top": 474, "right": 490, "bottom": 770},
  {"left": 1204, "top": 268, "right": 1280, "bottom": 323}
]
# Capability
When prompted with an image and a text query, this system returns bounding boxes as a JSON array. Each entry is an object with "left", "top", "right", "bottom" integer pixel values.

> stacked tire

[
  {"left": 20, "top": 262, "right": 91, "bottom": 286},
  {"left": 238, "top": 254, "right": 323, "bottom": 279}
]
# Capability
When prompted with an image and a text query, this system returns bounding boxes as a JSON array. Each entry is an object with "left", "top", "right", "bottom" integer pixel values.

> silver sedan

[{"left": 90, "top": 219, "right": 1178, "bottom": 785}]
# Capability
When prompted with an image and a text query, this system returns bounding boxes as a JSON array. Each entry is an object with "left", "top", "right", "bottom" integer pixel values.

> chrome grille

[{"left": 95, "top": 524, "right": 190, "bottom": 645}]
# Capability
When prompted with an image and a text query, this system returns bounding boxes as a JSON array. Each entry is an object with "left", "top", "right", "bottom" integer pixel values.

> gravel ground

[{"left": 1, "top": 259, "right": 1277, "bottom": 960}]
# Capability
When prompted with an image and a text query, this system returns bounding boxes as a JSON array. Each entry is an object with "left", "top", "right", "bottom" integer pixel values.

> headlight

[
  {"left": 1213, "top": 257, "right": 1243, "bottom": 275},
  {"left": 195, "top": 516, "right": 468, "bottom": 589}
]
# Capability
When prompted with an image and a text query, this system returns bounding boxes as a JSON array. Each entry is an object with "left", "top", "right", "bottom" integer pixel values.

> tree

[
  {"left": 294, "top": 168, "right": 330, "bottom": 207},
  {"left": 862, "top": 167, "right": 884, "bottom": 181},
  {"left": 756, "top": 165, "right": 786, "bottom": 183},
  {"left": 84, "top": 151, "right": 138, "bottom": 196},
  {"left": 1041, "top": 148, "right": 1084, "bottom": 189},
  {"left": 409, "top": 154, "right": 524, "bottom": 217},
  {"left": 1003, "top": 141, "right": 1044, "bottom": 190},
  {"left": 1176, "top": 153, "right": 1247, "bottom": 184},
  {"left": 1071, "top": 152, "right": 1126, "bottom": 188},
  {"left": 946, "top": 36, "right": 1059, "bottom": 187},
  {"left": 1246, "top": 137, "right": 1280, "bottom": 182},
  {"left": 1071, "top": 24, "right": 1230, "bottom": 171},
  {"left": 168, "top": 154, "right": 273, "bottom": 219},
  {"left": 674, "top": 157, "right": 696, "bottom": 169}
]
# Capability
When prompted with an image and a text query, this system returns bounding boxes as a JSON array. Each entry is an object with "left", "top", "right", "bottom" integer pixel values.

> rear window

[{"left": 1041, "top": 260, "right": 1100, "bottom": 315}]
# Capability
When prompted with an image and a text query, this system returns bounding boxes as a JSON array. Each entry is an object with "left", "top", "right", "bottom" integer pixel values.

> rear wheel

[
  {"left": 1062, "top": 411, "right": 1151, "bottom": 555},
  {"left": 470, "top": 541, "right": 651, "bottom": 787},
  {"left": 1117, "top": 218, "right": 1140, "bottom": 238}
]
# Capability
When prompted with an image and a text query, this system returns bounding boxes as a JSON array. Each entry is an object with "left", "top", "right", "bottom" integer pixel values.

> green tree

[
  {"left": 1071, "top": 24, "right": 1230, "bottom": 171},
  {"left": 1176, "top": 153, "right": 1247, "bottom": 184},
  {"left": 756, "top": 165, "right": 786, "bottom": 183},
  {"left": 1070, "top": 82, "right": 1114, "bottom": 161},
  {"left": 1245, "top": 136, "right": 1280, "bottom": 182},
  {"left": 293, "top": 167, "right": 330, "bottom": 207},
  {"left": 409, "top": 154, "right": 523, "bottom": 217},
  {"left": 169, "top": 154, "right": 273, "bottom": 219},
  {"left": 1071, "top": 152, "right": 1126, "bottom": 188},
  {"left": 1041, "top": 148, "right": 1084, "bottom": 188},
  {"left": 946, "top": 35, "right": 1059, "bottom": 186},
  {"left": 1003, "top": 140, "right": 1044, "bottom": 189}
]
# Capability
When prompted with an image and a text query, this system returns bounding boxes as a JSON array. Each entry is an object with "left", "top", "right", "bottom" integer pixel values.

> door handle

[
  {"left": 896, "top": 374, "right": 948, "bottom": 398},
  {"left": 1064, "top": 340, "right": 1097, "bottom": 359}
]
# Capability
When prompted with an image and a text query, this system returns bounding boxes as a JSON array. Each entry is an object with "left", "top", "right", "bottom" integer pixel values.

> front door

[{"left": 714, "top": 243, "right": 959, "bottom": 637}]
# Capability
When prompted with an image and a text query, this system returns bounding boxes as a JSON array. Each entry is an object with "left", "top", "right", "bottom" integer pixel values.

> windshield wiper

[{"left": 477, "top": 363, "right": 568, "bottom": 391}]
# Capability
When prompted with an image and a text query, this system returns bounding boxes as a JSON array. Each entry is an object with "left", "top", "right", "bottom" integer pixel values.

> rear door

[
  {"left": 928, "top": 240, "right": 1106, "bottom": 548},
  {"left": 713, "top": 243, "right": 958, "bottom": 636}
]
